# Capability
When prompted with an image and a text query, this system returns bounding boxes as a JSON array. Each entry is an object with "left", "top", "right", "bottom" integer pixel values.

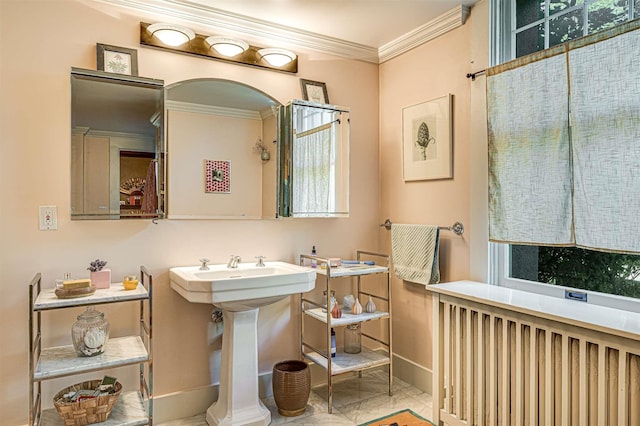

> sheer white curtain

[
  {"left": 488, "top": 21, "right": 640, "bottom": 253},
  {"left": 292, "top": 125, "right": 333, "bottom": 214},
  {"left": 487, "top": 50, "right": 573, "bottom": 246},
  {"left": 569, "top": 28, "right": 640, "bottom": 253}
]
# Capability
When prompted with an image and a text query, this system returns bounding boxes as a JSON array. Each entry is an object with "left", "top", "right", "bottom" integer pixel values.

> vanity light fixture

[
  {"left": 146, "top": 23, "right": 195, "bottom": 47},
  {"left": 258, "top": 48, "right": 297, "bottom": 67},
  {"left": 205, "top": 36, "right": 249, "bottom": 57},
  {"left": 140, "top": 22, "right": 298, "bottom": 74}
]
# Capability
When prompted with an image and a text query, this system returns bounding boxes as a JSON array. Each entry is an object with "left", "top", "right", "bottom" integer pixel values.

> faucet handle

[
  {"left": 255, "top": 256, "right": 266, "bottom": 267},
  {"left": 199, "top": 258, "right": 210, "bottom": 270}
]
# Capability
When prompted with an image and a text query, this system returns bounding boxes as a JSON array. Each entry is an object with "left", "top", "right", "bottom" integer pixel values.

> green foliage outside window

[
  {"left": 516, "top": 0, "right": 632, "bottom": 57},
  {"left": 537, "top": 247, "right": 640, "bottom": 298}
]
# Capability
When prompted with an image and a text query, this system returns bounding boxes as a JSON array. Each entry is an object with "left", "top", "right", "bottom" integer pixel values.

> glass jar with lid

[
  {"left": 71, "top": 307, "right": 110, "bottom": 357},
  {"left": 344, "top": 323, "right": 361, "bottom": 354}
]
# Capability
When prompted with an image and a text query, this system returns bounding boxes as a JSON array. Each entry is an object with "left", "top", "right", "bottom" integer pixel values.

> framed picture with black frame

[
  {"left": 300, "top": 79, "right": 329, "bottom": 104},
  {"left": 96, "top": 43, "right": 139, "bottom": 76}
]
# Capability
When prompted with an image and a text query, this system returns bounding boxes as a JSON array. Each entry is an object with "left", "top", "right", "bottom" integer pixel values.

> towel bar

[{"left": 379, "top": 219, "right": 464, "bottom": 236}]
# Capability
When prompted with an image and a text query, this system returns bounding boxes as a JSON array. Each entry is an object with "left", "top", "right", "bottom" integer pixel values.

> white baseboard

[
  {"left": 154, "top": 355, "right": 432, "bottom": 423},
  {"left": 153, "top": 372, "right": 273, "bottom": 424},
  {"left": 391, "top": 353, "right": 432, "bottom": 394}
]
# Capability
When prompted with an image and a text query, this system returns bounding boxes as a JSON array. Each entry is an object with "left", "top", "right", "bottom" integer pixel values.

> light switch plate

[{"left": 39, "top": 205, "right": 58, "bottom": 230}]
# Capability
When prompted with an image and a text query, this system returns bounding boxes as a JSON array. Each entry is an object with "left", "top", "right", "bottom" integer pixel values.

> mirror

[
  {"left": 165, "top": 79, "right": 280, "bottom": 219},
  {"left": 70, "top": 68, "right": 164, "bottom": 220},
  {"left": 278, "top": 100, "right": 350, "bottom": 217}
]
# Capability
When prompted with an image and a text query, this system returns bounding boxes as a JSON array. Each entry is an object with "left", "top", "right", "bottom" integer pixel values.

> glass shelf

[
  {"left": 34, "top": 336, "right": 149, "bottom": 381},
  {"left": 304, "top": 348, "right": 390, "bottom": 375},
  {"left": 34, "top": 283, "right": 149, "bottom": 311},
  {"left": 304, "top": 307, "right": 389, "bottom": 326}
]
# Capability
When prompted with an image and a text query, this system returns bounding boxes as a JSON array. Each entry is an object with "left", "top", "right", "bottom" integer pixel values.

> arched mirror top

[{"left": 165, "top": 78, "right": 281, "bottom": 112}]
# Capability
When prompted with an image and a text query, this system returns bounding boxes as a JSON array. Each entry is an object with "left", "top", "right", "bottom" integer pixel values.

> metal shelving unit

[
  {"left": 28, "top": 266, "right": 153, "bottom": 425},
  {"left": 300, "top": 250, "right": 391, "bottom": 413}
]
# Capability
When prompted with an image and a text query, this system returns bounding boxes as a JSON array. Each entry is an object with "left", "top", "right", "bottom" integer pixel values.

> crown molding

[
  {"left": 95, "top": 0, "right": 469, "bottom": 64},
  {"left": 166, "top": 100, "right": 262, "bottom": 120},
  {"left": 378, "top": 5, "right": 471, "bottom": 63}
]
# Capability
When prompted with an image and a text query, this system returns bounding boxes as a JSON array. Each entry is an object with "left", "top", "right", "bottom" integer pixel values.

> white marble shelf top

[
  {"left": 305, "top": 307, "right": 389, "bottom": 326},
  {"left": 41, "top": 390, "right": 149, "bottom": 426},
  {"left": 315, "top": 265, "right": 389, "bottom": 277},
  {"left": 427, "top": 281, "right": 640, "bottom": 341},
  {"left": 35, "top": 336, "right": 149, "bottom": 381},
  {"left": 34, "top": 283, "right": 149, "bottom": 311},
  {"left": 305, "top": 347, "right": 390, "bottom": 375}
]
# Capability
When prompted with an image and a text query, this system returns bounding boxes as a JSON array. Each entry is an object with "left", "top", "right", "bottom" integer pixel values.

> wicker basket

[
  {"left": 272, "top": 360, "right": 310, "bottom": 416},
  {"left": 53, "top": 380, "right": 122, "bottom": 426}
]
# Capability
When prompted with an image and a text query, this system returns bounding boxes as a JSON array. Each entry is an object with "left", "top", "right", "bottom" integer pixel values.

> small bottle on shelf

[
  {"left": 311, "top": 245, "right": 317, "bottom": 268},
  {"left": 331, "top": 328, "right": 336, "bottom": 357}
]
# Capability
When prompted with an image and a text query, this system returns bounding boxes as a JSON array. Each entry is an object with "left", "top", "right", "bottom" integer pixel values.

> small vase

[
  {"left": 343, "top": 294, "right": 355, "bottom": 310},
  {"left": 331, "top": 301, "right": 342, "bottom": 318},
  {"left": 365, "top": 296, "right": 376, "bottom": 313},
  {"left": 90, "top": 269, "right": 111, "bottom": 289},
  {"left": 351, "top": 298, "right": 363, "bottom": 315}
]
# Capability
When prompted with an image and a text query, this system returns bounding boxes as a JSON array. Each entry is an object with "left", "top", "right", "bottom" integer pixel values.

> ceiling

[
  {"left": 186, "top": 0, "right": 479, "bottom": 48},
  {"left": 100, "top": 0, "right": 478, "bottom": 62}
]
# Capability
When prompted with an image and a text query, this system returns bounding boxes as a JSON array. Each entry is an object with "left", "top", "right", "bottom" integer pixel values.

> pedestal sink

[{"left": 169, "top": 261, "right": 316, "bottom": 426}]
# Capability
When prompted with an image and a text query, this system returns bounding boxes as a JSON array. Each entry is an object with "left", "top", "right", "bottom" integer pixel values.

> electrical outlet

[{"left": 39, "top": 205, "right": 58, "bottom": 230}]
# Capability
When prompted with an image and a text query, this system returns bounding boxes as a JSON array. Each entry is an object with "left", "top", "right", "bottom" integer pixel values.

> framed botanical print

[
  {"left": 96, "top": 43, "right": 139, "bottom": 76},
  {"left": 402, "top": 94, "right": 453, "bottom": 181}
]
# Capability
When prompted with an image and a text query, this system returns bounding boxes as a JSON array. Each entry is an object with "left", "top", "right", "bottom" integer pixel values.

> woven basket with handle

[{"left": 53, "top": 379, "right": 122, "bottom": 426}]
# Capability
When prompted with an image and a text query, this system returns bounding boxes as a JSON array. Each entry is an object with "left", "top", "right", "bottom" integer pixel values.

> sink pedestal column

[{"left": 206, "top": 308, "right": 271, "bottom": 426}]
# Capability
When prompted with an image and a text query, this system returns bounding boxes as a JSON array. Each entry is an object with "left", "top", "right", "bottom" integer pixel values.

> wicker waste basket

[
  {"left": 272, "top": 360, "right": 311, "bottom": 416},
  {"left": 53, "top": 379, "right": 122, "bottom": 426}
]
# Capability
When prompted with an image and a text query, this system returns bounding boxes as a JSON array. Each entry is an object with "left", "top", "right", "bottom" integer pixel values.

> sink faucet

[
  {"left": 255, "top": 256, "right": 266, "bottom": 267},
  {"left": 227, "top": 255, "right": 241, "bottom": 268},
  {"left": 199, "top": 258, "right": 210, "bottom": 270}
]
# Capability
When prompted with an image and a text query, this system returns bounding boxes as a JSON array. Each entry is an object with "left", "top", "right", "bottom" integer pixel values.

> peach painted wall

[
  {"left": 378, "top": 2, "right": 488, "bottom": 371},
  {"left": 0, "top": 1, "right": 379, "bottom": 424}
]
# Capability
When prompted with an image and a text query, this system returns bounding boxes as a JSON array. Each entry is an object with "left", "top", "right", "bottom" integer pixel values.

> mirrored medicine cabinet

[
  {"left": 277, "top": 100, "right": 350, "bottom": 217},
  {"left": 70, "top": 68, "right": 164, "bottom": 220},
  {"left": 70, "top": 70, "right": 350, "bottom": 220}
]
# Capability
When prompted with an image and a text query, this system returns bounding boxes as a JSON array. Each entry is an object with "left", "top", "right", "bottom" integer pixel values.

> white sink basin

[
  {"left": 169, "top": 261, "right": 316, "bottom": 311},
  {"left": 169, "top": 260, "right": 316, "bottom": 426}
]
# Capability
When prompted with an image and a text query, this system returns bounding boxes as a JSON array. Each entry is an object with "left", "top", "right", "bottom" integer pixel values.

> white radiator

[{"left": 430, "top": 282, "right": 640, "bottom": 426}]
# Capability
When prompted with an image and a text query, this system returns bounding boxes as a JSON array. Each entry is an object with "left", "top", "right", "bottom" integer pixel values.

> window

[
  {"left": 490, "top": 0, "right": 640, "bottom": 308},
  {"left": 498, "top": 0, "right": 638, "bottom": 59}
]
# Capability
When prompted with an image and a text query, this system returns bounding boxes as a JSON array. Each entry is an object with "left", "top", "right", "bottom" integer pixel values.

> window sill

[{"left": 426, "top": 280, "right": 640, "bottom": 341}]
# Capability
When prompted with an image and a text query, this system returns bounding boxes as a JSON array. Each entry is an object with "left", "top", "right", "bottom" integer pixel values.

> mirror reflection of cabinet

[
  {"left": 70, "top": 68, "right": 164, "bottom": 220},
  {"left": 278, "top": 100, "right": 350, "bottom": 218}
]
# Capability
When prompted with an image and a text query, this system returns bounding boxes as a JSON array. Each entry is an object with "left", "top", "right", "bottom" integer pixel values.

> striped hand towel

[{"left": 391, "top": 224, "right": 440, "bottom": 285}]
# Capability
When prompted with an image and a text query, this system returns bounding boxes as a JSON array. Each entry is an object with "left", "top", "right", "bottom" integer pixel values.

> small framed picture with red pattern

[{"left": 204, "top": 160, "right": 230, "bottom": 193}]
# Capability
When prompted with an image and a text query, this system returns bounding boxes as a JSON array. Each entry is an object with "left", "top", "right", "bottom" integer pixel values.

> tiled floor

[{"left": 159, "top": 370, "right": 434, "bottom": 425}]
